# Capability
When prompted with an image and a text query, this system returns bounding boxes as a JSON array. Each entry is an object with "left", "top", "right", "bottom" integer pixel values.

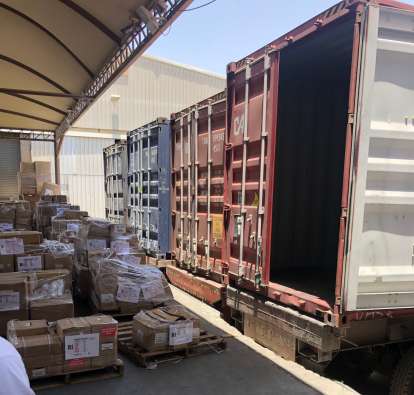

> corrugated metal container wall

[
  {"left": 171, "top": 91, "right": 226, "bottom": 281},
  {"left": 128, "top": 119, "right": 171, "bottom": 257},
  {"left": 31, "top": 136, "right": 114, "bottom": 217},
  {"left": 75, "top": 55, "right": 225, "bottom": 132}
]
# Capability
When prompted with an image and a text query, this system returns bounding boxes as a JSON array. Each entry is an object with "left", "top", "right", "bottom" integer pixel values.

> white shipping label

[
  {"left": 100, "top": 294, "right": 115, "bottom": 304},
  {"left": 65, "top": 333, "right": 100, "bottom": 360},
  {"left": 0, "top": 291, "right": 19, "bottom": 311},
  {"left": 86, "top": 239, "right": 107, "bottom": 251},
  {"left": 110, "top": 240, "right": 130, "bottom": 255},
  {"left": 67, "top": 223, "right": 80, "bottom": 233},
  {"left": 101, "top": 343, "right": 114, "bottom": 351},
  {"left": 31, "top": 368, "right": 46, "bottom": 378},
  {"left": 17, "top": 255, "right": 42, "bottom": 272},
  {"left": 0, "top": 238, "right": 24, "bottom": 255},
  {"left": 0, "top": 223, "right": 13, "bottom": 231},
  {"left": 116, "top": 283, "right": 140, "bottom": 303},
  {"left": 56, "top": 208, "right": 66, "bottom": 216},
  {"left": 169, "top": 321, "right": 193, "bottom": 346},
  {"left": 154, "top": 332, "right": 168, "bottom": 345},
  {"left": 141, "top": 280, "right": 164, "bottom": 301}
]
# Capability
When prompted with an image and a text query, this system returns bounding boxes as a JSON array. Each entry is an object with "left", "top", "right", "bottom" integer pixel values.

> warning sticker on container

[
  {"left": 169, "top": 321, "right": 193, "bottom": 346},
  {"left": 212, "top": 214, "right": 223, "bottom": 241},
  {"left": 155, "top": 332, "right": 168, "bottom": 345},
  {"left": 0, "top": 223, "right": 13, "bottom": 232},
  {"left": 16, "top": 255, "right": 42, "bottom": 272},
  {"left": 116, "top": 283, "right": 140, "bottom": 303},
  {"left": 65, "top": 333, "right": 100, "bottom": 360},
  {"left": 0, "top": 238, "right": 24, "bottom": 255},
  {"left": 86, "top": 239, "right": 107, "bottom": 251},
  {"left": 141, "top": 280, "right": 164, "bottom": 300},
  {"left": 0, "top": 291, "right": 19, "bottom": 311},
  {"left": 67, "top": 223, "right": 80, "bottom": 233},
  {"left": 110, "top": 240, "right": 130, "bottom": 255}
]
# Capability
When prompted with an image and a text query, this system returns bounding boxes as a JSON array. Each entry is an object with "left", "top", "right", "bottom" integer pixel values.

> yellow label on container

[{"left": 212, "top": 214, "right": 223, "bottom": 241}]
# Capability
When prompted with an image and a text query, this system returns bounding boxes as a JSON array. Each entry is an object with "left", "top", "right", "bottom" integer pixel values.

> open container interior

[{"left": 269, "top": 14, "right": 356, "bottom": 306}]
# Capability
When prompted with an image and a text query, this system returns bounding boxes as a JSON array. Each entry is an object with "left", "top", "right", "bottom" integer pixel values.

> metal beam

[
  {"left": 0, "top": 3, "right": 94, "bottom": 78},
  {"left": 55, "top": 0, "right": 193, "bottom": 151},
  {"left": 0, "top": 54, "right": 70, "bottom": 94},
  {"left": 58, "top": 0, "right": 121, "bottom": 45},
  {"left": 0, "top": 108, "right": 59, "bottom": 126},
  {"left": 1, "top": 92, "right": 67, "bottom": 115},
  {"left": 0, "top": 130, "right": 54, "bottom": 142},
  {"left": 0, "top": 88, "right": 93, "bottom": 99}
]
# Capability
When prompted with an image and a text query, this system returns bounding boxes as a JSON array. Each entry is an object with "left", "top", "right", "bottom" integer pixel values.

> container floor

[
  {"left": 41, "top": 287, "right": 348, "bottom": 395},
  {"left": 272, "top": 268, "right": 337, "bottom": 307}
]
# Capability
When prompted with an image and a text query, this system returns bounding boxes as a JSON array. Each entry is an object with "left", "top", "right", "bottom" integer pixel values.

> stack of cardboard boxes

[
  {"left": 0, "top": 201, "right": 33, "bottom": 231},
  {"left": 19, "top": 161, "right": 51, "bottom": 196},
  {"left": 7, "top": 315, "right": 118, "bottom": 378}
]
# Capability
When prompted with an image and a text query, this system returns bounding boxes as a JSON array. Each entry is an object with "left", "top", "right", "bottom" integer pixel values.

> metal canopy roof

[{"left": 0, "top": 0, "right": 191, "bottom": 149}]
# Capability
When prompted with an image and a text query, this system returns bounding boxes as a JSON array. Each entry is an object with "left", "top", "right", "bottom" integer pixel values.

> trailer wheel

[{"left": 390, "top": 347, "right": 414, "bottom": 395}]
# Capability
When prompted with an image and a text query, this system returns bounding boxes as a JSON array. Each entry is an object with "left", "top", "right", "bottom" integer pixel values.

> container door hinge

[
  {"left": 341, "top": 208, "right": 348, "bottom": 218},
  {"left": 348, "top": 113, "right": 355, "bottom": 125}
]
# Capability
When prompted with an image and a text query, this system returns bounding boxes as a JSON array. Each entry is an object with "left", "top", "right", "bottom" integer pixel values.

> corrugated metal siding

[
  {"left": 31, "top": 136, "right": 114, "bottom": 217},
  {"left": 75, "top": 55, "right": 225, "bottom": 131},
  {"left": 0, "top": 140, "right": 20, "bottom": 198}
]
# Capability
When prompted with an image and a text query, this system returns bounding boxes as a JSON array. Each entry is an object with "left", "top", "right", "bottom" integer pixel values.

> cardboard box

[
  {"left": 30, "top": 293, "right": 74, "bottom": 322},
  {"left": 13, "top": 333, "right": 62, "bottom": 357},
  {"left": 7, "top": 319, "right": 48, "bottom": 337},
  {"left": 27, "top": 364, "right": 63, "bottom": 379},
  {"left": 85, "top": 315, "right": 118, "bottom": 368},
  {"left": 0, "top": 309, "right": 29, "bottom": 336},
  {"left": 57, "top": 317, "right": 92, "bottom": 372},
  {"left": 0, "top": 231, "right": 42, "bottom": 245},
  {"left": 132, "top": 305, "right": 200, "bottom": 352},
  {"left": 40, "top": 183, "right": 60, "bottom": 196},
  {"left": 63, "top": 210, "right": 88, "bottom": 220},
  {"left": 0, "top": 273, "right": 29, "bottom": 310},
  {"left": 35, "top": 162, "right": 51, "bottom": 194},
  {"left": 29, "top": 269, "right": 72, "bottom": 299},
  {"left": 80, "top": 218, "right": 111, "bottom": 239},
  {"left": 0, "top": 255, "right": 14, "bottom": 272},
  {"left": 44, "top": 253, "right": 73, "bottom": 271}
]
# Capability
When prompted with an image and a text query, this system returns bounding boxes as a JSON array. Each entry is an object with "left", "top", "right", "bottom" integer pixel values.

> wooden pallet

[
  {"left": 31, "top": 358, "right": 124, "bottom": 391},
  {"left": 118, "top": 321, "right": 227, "bottom": 368}
]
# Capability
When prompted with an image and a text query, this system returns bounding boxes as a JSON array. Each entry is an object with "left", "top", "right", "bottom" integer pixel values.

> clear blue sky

[{"left": 147, "top": 0, "right": 414, "bottom": 75}]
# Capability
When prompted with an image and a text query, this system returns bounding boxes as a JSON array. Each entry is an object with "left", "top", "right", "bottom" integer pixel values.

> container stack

[
  {"left": 127, "top": 118, "right": 171, "bottom": 259},
  {"left": 103, "top": 142, "right": 128, "bottom": 224}
]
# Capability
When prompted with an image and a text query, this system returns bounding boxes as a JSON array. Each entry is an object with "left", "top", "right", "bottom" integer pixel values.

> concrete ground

[{"left": 42, "top": 287, "right": 357, "bottom": 395}]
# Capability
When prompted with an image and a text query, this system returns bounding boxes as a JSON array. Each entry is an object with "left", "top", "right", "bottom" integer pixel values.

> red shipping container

[
  {"left": 224, "top": 0, "right": 414, "bottom": 324},
  {"left": 171, "top": 91, "right": 227, "bottom": 282}
]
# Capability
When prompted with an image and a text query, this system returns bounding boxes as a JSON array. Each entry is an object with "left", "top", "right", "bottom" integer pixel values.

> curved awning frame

[{"left": 0, "top": 0, "right": 192, "bottom": 151}]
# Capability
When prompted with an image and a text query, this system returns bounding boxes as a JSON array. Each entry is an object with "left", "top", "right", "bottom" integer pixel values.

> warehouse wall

[
  {"left": 74, "top": 54, "right": 225, "bottom": 132},
  {"left": 31, "top": 135, "right": 115, "bottom": 217},
  {"left": 32, "top": 55, "right": 225, "bottom": 218}
]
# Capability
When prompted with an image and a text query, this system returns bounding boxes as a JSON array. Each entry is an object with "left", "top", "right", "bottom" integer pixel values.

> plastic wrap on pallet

[
  {"left": 80, "top": 217, "right": 112, "bottom": 239},
  {"left": 0, "top": 204, "right": 16, "bottom": 230},
  {"left": 51, "top": 217, "right": 81, "bottom": 238},
  {"left": 89, "top": 252, "right": 173, "bottom": 314}
]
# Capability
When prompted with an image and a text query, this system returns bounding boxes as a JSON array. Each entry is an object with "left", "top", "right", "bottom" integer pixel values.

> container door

[{"left": 345, "top": 5, "right": 414, "bottom": 311}]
